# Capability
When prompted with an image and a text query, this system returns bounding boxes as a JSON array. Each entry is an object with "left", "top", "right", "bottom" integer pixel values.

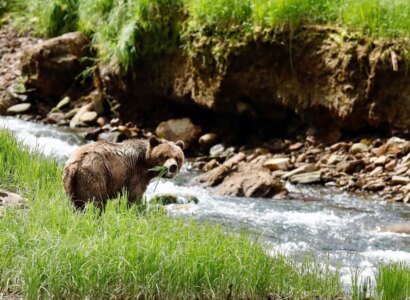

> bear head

[{"left": 147, "top": 136, "right": 185, "bottom": 178}]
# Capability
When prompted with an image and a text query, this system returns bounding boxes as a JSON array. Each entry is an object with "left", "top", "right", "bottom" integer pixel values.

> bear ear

[
  {"left": 176, "top": 140, "right": 184, "bottom": 149},
  {"left": 149, "top": 135, "right": 160, "bottom": 147}
]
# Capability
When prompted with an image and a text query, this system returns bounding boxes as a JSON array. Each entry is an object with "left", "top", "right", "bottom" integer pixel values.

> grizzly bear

[{"left": 62, "top": 136, "right": 184, "bottom": 209}]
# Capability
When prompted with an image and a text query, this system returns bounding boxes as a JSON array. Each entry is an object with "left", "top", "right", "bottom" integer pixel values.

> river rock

[
  {"left": 381, "top": 223, "right": 410, "bottom": 234},
  {"left": 155, "top": 118, "right": 201, "bottom": 148},
  {"left": 97, "top": 131, "right": 123, "bottom": 143},
  {"left": 79, "top": 111, "right": 98, "bottom": 124},
  {"left": 282, "top": 164, "right": 316, "bottom": 180},
  {"left": 198, "top": 133, "right": 219, "bottom": 150},
  {"left": 45, "top": 112, "right": 65, "bottom": 124},
  {"left": 391, "top": 176, "right": 410, "bottom": 185},
  {"left": 203, "top": 159, "right": 219, "bottom": 172},
  {"left": 290, "top": 171, "right": 322, "bottom": 184},
  {"left": 374, "top": 156, "right": 387, "bottom": 166},
  {"left": 336, "top": 159, "right": 365, "bottom": 174},
  {"left": 215, "top": 163, "right": 286, "bottom": 198},
  {"left": 7, "top": 82, "right": 27, "bottom": 102},
  {"left": 404, "top": 193, "right": 410, "bottom": 203},
  {"left": 349, "top": 143, "right": 368, "bottom": 155},
  {"left": 69, "top": 103, "right": 92, "bottom": 128},
  {"left": 21, "top": 31, "right": 91, "bottom": 98},
  {"left": 6, "top": 103, "right": 31, "bottom": 114},
  {"left": 289, "top": 142, "right": 303, "bottom": 151},
  {"left": 0, "top": 190, "right": 27, "bottom": 217},
  {"left": 263, "top": 157, "right": 290, "bottom": 171}
]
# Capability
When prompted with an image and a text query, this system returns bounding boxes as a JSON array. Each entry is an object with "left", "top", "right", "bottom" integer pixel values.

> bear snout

[{"left": 164, "top": 158, "right": 179, "bottom": 178}]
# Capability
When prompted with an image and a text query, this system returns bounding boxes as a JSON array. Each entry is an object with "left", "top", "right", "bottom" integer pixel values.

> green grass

[
  {"left": 375, "top": 262, "right": 410, "bottom": 300},
  {"left": 6, "top": 0, "right": 410, "bottom": 71},
  {"left": 0, "top": 129, "right": 346, "bottom": 299}
]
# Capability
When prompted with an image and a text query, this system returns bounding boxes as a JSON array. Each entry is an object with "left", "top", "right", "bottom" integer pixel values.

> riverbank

[
  {"left": 0, "top": 129, "right": 347, "bottom": 299},
  {"left": 1, "top": 128, "right": 410, "bottom": 299}
]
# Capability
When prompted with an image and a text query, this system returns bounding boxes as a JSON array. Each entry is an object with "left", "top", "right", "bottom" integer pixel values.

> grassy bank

[
  {"left": 0, "top": 129, "right": 346, "bottom": 298},
  {"left": 4, "top": 0, "right": 410, "bottom": 71}
]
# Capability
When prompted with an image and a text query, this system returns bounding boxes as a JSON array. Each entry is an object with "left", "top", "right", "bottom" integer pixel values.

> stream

[{"left": 1, "top": 116, "right": 409, "bottom": 289}]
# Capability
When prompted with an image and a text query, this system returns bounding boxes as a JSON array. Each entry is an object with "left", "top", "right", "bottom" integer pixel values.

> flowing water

[{"left": 1, "top": 116, "right": 409, "bottom": 289}]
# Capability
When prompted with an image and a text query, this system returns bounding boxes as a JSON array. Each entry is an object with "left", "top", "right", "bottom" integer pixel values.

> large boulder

[
  {"left": 195, "top": 153, "right": 286, "bottom": 198},
  {"left": 155, "top": 118, "right": 201, "bottom": 148},
  {"left": 21, "top": 32, "right": 91, "bottom": 99}
]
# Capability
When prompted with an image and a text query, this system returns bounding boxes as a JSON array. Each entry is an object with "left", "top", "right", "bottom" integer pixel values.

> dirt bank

[{"left": 100, "top": 25, "right": 410, "bottom": 138}]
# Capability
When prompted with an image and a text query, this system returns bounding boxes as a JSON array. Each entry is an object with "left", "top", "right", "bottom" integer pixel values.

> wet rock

[
  {"left": 282, "top": 164, "right": 316, "bottom": 180},
  {"left": 203, "top": 159, "right": 219, "bottom": 172},
  {"left": 384, "top": 159, "right": 396, "bottom": 171},
  {"left": 363, "top": 180, "right": 385, "bottom": 192},
  {"left": 45, "top": 112, "right": 65, "bottom": 124},
  {"left": 97, "top": 132, "right": 123, "bottom": 143},
  {"left": 373, "top": 156, "right": 387, "bottom": 166},
  {"left": 96, "top": 116, "right": 108, "bottom": 127},
  {"left": 369, "top": 166, "right": 383, "bottom": 176},
  {"left": 336, "top": 159, "right": 365, "bottom": 174},
  {"left": 69, "top": 103, "right": 92, "bottom": 128},
  {"left": 372, "top": 138, "right": 410, "bottom": 157},
  {"left": 289, "top": 142, "right": 303, "bottom": 151},
  {"left": 290, "top": 171, "right": 322, "bottom": 184},
  {"left": 198, "top": 133, "right": 219, "bottom": 151},
  {"left": 0, "top": 190, "right": 27, "bottom": 217},
  {"left": 151, "top": 194, "right": 198, "bottom": 205},
  {"left": 6, "top": 103, "right": 31, "bottom": 114},
  {"left": 381, "top": 223, "right": 410, "bottom": 234},
  {"left": 327, "top": 154, "right": 343, "bottom": 165},
  {"left": 209, "top": 144, "right": 225, "bottom": 157},
  {"left": 21, "top": 32, "right": 91, "bottom": 98},
  {"left": 391, "top": 176, "right": 410, "bottom": 185},
  {"left": 404, "top": 193, "right": 410, "bottom": 203},
  {"left": 7, "top": 82, "right": 27, "bottom": 102},
  {"left": 349, "top": 143, "right": 368, "bottom": 155},
  {"left": 215, "top": 163, "right": 286, "bottom": 198},
  {"left": 155, "top": 118, "right": 201, "bottom": 148},
  {"left": 263, "top": 157, "right": 290, "bottom": 171},
  {"left": 330, "top": 142, "right": 351, "bottom": 152},
  {"left": 79, "top": 111, "right": 98, "bottom": 124}
]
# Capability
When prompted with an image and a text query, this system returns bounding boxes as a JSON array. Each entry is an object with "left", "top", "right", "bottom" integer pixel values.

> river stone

[
  {"left": 282, "top": 164, "right": 316, "bottom": 180},
  {"left": 290, "top": 171, "right": 322, "bottom": 184},
  {"left": 79, "top": 111, "right": 98, "bottom": 123},
  {"left": 391, "top": 175, "right": 410, "bottom": 185},
  {"left": 70, "top": 103, "right": 92, "bottom": 128},
  {"left": 203, "top": 159, "right": 219, "bottom": 172},
  {"left": 263, "top": 157, "right": 290, "bottom": 171},
  {"left": 155, "top": 118, "right": 201, "bottom": 148},
  {"left": 198, "top": 133, "right": 219, "bottom": 150},
  {"left": 209, "top": 144, "right": 224, "bottom": 157},
  {"left": 349, "top": 143, "right": 368, "bottom": 155},
  {"left": 336, "top": 159, "right": 365, "bottom": 174},
  {"left": 6, "top": 103, "right": 31, "bottom": 114},
  {"left": 289, "top": 142, "right": 304, "bottom": 151},
  {"left": 404, "top": 193, "right": 410, "bottom": 203},
  {"left": 381, "top": 223, "right": 410, "bottom": 234},
  {"left": 0, "top": 190, "right": 27, "bottom": 217},
  {"left": 46, "top": 112, "right": 65, "bottom": 124},
  {"left": 215, "top": 163, "right": 286, "bottom": 198},
  {"left": 151, "top": 194, "right": 199, "bottom": 205},
  {"left": 374, "top": 156, "right": 387, "bottom": 166},
  {"left": 21, "top": 31, "right": 91, "bottom": 99},
  {"left": 7, "top": 82, "right": 27, "bottom": 101},
  {"left": 97, "top": 132, "right": 123, "bottom": 143}
]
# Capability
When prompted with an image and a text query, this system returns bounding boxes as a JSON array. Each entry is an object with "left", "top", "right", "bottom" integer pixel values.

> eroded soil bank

[{"left": 1, "top": 21, "right": 410, "bottom": 204}]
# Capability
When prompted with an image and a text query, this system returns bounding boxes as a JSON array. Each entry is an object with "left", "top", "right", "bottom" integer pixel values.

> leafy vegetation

[
  {"left": 4, "top": 0, "right": 410, "bottom": 71},
  {"left": 0, "top": 129, "right": 345, "bottom": 299}
]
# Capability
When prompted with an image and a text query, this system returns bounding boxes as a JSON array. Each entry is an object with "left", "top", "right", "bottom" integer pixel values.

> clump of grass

[
  {"left": 375, "top": 262, "right": 410, "bottom": 300},
  {"left": 0, "top": 129, "right": 345, "bottom": 298}
]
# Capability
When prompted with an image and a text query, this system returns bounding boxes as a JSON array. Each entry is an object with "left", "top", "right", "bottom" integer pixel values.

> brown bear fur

[{"left": 62, "top": 136, "right": 184, "bottom": 209}]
